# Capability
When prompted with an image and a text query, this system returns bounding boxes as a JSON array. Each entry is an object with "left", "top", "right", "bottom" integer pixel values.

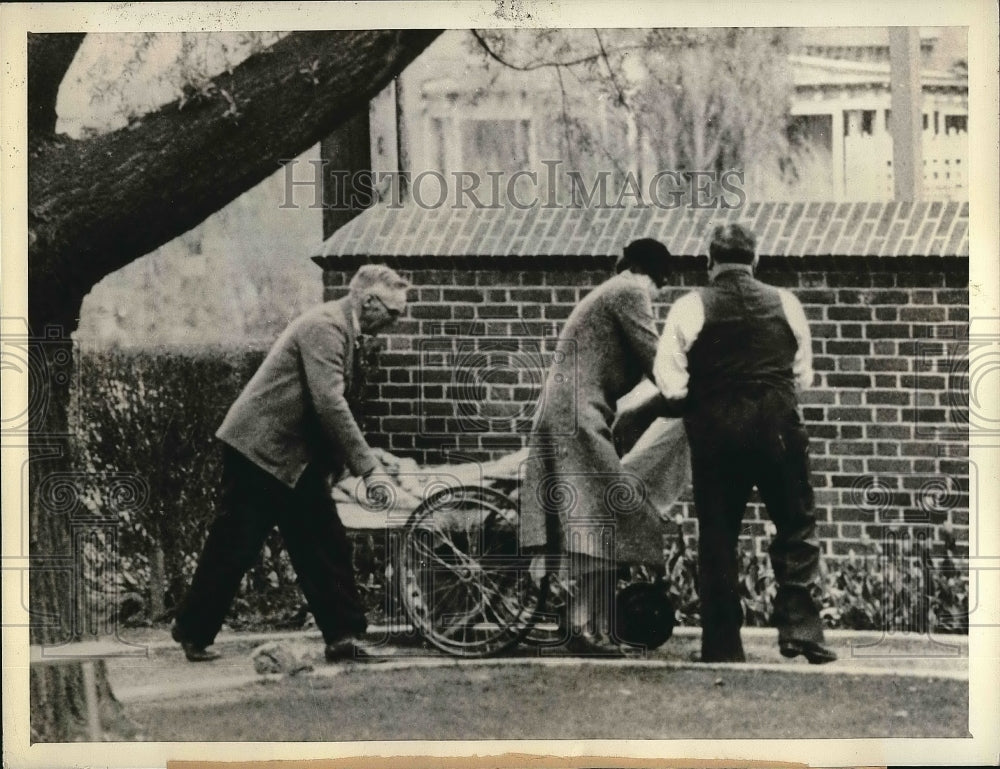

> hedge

[{"left": 70, "top": 346, "right": 968, "bottom": 635}]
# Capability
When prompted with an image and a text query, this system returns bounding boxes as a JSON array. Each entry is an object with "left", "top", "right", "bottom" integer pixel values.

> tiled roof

[{"left": 317, "top": 200, "right": 969, "bottom": 260}]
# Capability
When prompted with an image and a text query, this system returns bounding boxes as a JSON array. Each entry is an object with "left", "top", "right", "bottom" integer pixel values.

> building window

[
  {"left": 861, "top": 110, "right": 876, "bottom": 135},
  {"left": 945, "top": 114, "right": 968, "bottom": 133},
  {"left": 790, "top": 114, "right": 833, "bottom": 153},
  {"left": 459, "top": 118, "right": 532, "bottom": 173},
  {"left": 429, "top": 116, "right": 533, "bottom": 177}
]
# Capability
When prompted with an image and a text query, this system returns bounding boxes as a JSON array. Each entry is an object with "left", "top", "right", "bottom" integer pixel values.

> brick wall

[{"left": 321, "top": 254, "right": 970, "bottom": 561}]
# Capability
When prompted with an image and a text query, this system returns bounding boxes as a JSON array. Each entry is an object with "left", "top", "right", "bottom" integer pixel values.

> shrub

[
  {"left": 75, "top": 345, "right": 267, "bottom": 621},
  {"left": 71, "top": 346, "right": 969, "bottom": 636},
  {"left": 73, "top": 344, "right": 394, "bottom": 630},
  {"left": 655, "top": 522, "right": 969, "bottom": 634}
]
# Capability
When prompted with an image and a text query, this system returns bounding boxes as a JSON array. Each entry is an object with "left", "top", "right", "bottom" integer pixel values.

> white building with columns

[{"left": 790, "top": 52, "right": 968, "bottom": 200}]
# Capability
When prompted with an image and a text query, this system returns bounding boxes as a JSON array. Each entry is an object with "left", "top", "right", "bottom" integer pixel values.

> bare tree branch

[
  {"left": 554, "top": 66, "right": 576, "bottom": 168},
  {"left": 28, "top": 29, "right": 441, "bottom": 328},
  {"left": 470, "top": 29, "right": 602, "bottom": 71},
  {"left": 593, "top": 30, "right": 629, "bottom": 111},
  {"left": 471, "top": 29, "right": 632, "bottom": 178},
  {"left": 469, "top": 29, "right": 650, "bottom": 73}
]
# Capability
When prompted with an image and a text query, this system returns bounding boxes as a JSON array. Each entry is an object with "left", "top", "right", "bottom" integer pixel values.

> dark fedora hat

[{"left": 616, "top": 238, "right": 673, "bottom": 281}]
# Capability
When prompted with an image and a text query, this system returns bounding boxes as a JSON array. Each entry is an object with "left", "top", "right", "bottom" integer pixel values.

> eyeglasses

[{"left": 369, "top": 294, "right": 403, "bottom": 319}]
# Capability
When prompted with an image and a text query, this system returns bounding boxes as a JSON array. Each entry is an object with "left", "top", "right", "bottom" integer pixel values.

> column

[
  {"left": 889, "top": 27, "right": 923, "bottom": 201},
  {"left": 831, "top": 110, "right": 845, "bottom": 200}
]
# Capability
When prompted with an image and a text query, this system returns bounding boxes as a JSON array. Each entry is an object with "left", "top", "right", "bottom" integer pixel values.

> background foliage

[
  {"left": 74, "top": 347, "right": 968, "bottom": 635},
  {"left": 658, "top": 522, "right": 969, "bottom": 635}
]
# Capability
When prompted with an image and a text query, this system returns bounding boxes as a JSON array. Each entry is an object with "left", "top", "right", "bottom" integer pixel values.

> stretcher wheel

[
  {"left": 522, "top": 563, "right": 676, "bottom": 650},
  {"left": 614, "top": 581, "right": 675, "bottom": 650},
  {"left": 398, "top": 485, "right": 548, "bottom": 657}
]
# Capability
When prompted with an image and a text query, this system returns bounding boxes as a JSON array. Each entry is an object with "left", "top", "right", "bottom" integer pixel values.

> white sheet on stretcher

[
  {"left": 620, "top": 415, "right": 691, "bottom": 517},
  {"left": 334, "top": 448, "right": 531, "bottom": 529},
  {"left": 616, "top": 378, "right": 691, "bottom": 518},
  {"left": 337, "top": 381, "right": 691, "bottom": 530}
]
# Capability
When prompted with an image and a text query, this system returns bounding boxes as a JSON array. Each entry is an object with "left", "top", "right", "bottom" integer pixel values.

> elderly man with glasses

[{"left": 172, "top": 264, "right": 411, "bottom": 664}]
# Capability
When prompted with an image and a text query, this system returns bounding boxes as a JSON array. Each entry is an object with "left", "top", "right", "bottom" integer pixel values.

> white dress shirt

[{"left": 653, "top": 286, "right": 815, "bottom": 400}]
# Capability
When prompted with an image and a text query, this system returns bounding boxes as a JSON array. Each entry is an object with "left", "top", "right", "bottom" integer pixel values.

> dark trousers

[
  {"left": 173, "top": 447, "right": 367, "bottom": 647},
  {"left": 685, "top": 389, "right": 824, "bottom": 662}
]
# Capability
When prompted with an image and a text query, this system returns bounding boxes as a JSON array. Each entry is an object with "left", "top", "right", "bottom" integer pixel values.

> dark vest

[{"left": 686, "top": 270, "right": 798, "bottom": 409}]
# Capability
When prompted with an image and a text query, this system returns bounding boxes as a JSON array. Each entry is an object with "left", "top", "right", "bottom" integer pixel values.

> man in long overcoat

[{"left": 519, "top": 239, "right": 676, "bottom": 654}]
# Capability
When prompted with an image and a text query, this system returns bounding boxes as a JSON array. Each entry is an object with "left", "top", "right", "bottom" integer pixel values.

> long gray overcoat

[{"left": 519, "top": 271, "right": 667, "bottom": 564}]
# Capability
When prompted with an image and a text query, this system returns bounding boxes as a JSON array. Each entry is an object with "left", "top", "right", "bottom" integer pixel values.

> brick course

[{"left": 316, "top": 202, "right": 970, "bottom": 561}]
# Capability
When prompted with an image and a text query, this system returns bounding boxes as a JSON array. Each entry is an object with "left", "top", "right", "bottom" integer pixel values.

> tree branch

[
  {"left": 27, "top": 33, "right": 87, "bottom": 139},
  {"left": 472, "top": 28, "right": 634, "bottom": 174},
  {"left": 469, "top": 29, "right": 601, "bottom": 72},
  {"left": 469, "top": 29, "right": 649, "bottom": 72},
  {"left": 554, "top": 66, "right": 576, "bottom": 168},
  {"left": 27, "top": 29, "right": 441, "bottom": 327},
  {"left": 593, "top": 30, "right": 629, "bottom": 111}
]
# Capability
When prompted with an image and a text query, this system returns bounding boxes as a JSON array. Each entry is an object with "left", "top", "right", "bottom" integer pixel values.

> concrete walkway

[{"left": 101, "top": 625, "right": 969, "bottom": 704}]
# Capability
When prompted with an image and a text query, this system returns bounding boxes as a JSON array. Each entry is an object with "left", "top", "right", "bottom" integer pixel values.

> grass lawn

[{"left": 124, "top": 663, "right": 968, "bottom": 741}]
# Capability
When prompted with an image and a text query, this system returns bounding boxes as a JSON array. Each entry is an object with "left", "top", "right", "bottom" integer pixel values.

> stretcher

[{"left": 334, "top": 414, "right": 690, "bottom": 658}]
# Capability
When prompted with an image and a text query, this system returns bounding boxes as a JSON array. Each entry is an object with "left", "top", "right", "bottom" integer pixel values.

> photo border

[{"left": 2, "top": 1, "right": 997, "bottom": 767}]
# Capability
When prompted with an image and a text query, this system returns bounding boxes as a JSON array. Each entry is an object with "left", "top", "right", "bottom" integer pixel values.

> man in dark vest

[{"left": 653, "top": 223, "right": 836, "bottom": 664}]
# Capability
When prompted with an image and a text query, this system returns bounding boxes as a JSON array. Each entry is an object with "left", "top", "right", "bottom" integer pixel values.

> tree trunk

[
  {"left": 28, "top": 327, "right": 79, "bottom": 743},
  {"left": 149, "top": 545, "right": 167, "bottom": 621},
  {"left": 25, "top": 28, "right": 441, "bottom": 742},
  {"left": 28, "top": 29, "right": 441, "bottom": 326},
  {"left": 28, "top": 318, "right": 140, "bottom": 741}
]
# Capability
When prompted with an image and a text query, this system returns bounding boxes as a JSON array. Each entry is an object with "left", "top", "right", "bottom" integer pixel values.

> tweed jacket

[{"left": 216, "top": 297, "right": 378, "bottom": 489}]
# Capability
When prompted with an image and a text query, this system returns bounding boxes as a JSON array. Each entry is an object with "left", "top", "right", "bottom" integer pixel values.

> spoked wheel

[{"left": 398, "top": 485, "right": 549, "bottom": 658}]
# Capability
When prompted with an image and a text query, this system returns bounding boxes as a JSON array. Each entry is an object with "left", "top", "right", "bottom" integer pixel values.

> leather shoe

[
  {"left": 779, "top": 638, "right": 837, "bottom": 665},
  {"left": 324, "top": 638, "right": 380, "bottom": 663},
  {"left": 563, "top": 630, "right": 626, "bottom": 658},
  {"left": 180, "top": 643, "right": 221, "bottom": 662},
  {"left": 171, "top": 620, "right": 221, "bottom": 662}
]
